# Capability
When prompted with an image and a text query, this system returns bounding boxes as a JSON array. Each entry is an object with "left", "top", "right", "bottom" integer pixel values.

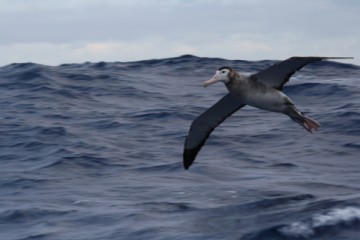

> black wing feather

[
  {"left": 252, "top": 57, "right": 351, "bottom": 90},
  {"left": 183, "top": 93, "right": 245, "bottom": 169}
]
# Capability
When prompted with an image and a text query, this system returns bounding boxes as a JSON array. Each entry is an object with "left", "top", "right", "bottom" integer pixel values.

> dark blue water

[{"left": 1, "top": 55, "right": 360, "bottom": 240}]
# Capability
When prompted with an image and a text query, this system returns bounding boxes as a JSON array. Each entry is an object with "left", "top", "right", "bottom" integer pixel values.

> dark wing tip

[
  {"left": 324, "top": 57, "right": 354, "bottom": 60},
  {"left": 183, "top": 143, "right": 204, "bottom": 170},
  {"left": 183, "top": 149, "right": 191, "bottom": 169},
  {"left": 183, "top": 151, "right": 192, "bottom": 170}
]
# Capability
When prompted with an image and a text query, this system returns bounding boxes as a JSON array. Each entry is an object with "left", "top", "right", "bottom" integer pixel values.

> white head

[{"left": 203, "top": 67, "right": 232, "bottom": 87}]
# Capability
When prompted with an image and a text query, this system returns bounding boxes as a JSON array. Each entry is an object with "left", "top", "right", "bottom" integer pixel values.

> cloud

[{"left": 0, "top": 0, "right": 359, "bottom": 65}]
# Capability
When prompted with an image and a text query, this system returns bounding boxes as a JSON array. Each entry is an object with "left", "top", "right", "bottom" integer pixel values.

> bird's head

[{"left": 203, "top": 66, "right": 235, "bottom": 87}]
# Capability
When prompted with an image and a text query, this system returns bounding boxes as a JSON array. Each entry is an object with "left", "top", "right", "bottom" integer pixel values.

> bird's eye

[{"left": 221, "top": 70, "right": 226, "bottom": 74}]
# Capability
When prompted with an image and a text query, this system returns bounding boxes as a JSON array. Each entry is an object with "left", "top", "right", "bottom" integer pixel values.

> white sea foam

[
  {"left": 279, "top": 206, "right": 360, "bottom": 238},
  {"left": 280, "top": 222, "right": 314, "bottom": 238}
]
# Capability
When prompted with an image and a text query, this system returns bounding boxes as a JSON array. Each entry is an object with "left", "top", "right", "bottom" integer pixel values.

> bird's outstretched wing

[
  {"left": 183, "top": 93, "right": 245, "bottom": 169},
  {"left": 252, "top": 57, "right": 353, "bottom": 90}
]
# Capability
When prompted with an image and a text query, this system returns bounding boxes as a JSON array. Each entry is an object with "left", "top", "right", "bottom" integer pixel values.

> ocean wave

[
  {"left": 1, "top": 55, "right": 359, "bottom": 240},
  {"left": 284, "top": 82, "right": 355, "bottom": 97},
  {"left": 0, "top": 208, "right": 75, "bottom": 223}
]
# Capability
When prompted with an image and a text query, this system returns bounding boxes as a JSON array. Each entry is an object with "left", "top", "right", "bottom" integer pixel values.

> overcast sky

[{"left": 0, "top": 0, "right": 359, "bottom": 66}]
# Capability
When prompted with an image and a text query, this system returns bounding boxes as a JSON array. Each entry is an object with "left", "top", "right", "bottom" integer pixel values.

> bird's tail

[{"left": 286, "top": 106, "right": 320, "bottom": 133}]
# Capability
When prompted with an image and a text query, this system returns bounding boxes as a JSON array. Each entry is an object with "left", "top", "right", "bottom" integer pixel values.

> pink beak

[{"left": 203, "top": 74, "right": 221, "bottom": 87}]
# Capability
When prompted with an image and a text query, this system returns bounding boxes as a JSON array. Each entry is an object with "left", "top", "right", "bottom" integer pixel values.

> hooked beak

[{"left": 203, "top": 75, "right": 221, "bottom": 87}]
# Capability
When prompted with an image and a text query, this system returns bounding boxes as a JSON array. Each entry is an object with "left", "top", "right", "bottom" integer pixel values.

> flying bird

[{"left": 183, "top": 56, "right": 353, "bottom": 170}]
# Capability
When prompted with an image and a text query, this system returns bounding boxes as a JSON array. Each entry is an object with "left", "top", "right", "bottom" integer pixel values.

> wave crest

[{"left": 279, "top": 206, "right": 360, "bottom": 238}]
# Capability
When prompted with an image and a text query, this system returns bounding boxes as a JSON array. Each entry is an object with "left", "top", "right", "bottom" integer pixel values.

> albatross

[{"left": 183, "top": 56, "right": 352, "bottom": 170}]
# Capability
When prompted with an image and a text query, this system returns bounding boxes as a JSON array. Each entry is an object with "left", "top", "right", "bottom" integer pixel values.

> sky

[{"left": 0, "top": 0, "right": 359, "bottom": 66}]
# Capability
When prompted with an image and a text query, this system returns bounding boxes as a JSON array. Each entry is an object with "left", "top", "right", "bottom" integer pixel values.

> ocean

[{"left": 0, "top": 55, "right": 359, "bottom": 240}]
